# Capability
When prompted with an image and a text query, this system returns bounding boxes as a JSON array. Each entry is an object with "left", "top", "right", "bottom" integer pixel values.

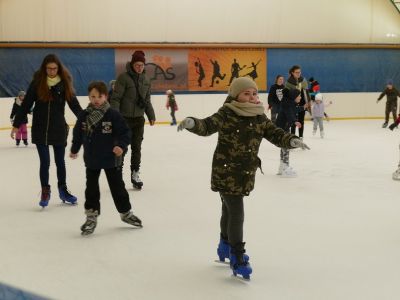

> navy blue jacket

[
  {"left": 71, "top": 108, "right": 130, "bottom": 170},
  {"left": 276, "top": 89, "right": 304, "bottom": 131}
]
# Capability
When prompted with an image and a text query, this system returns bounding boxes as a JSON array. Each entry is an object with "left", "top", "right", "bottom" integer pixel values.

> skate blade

[
  {"left": 214, "top": 260, "right": 229, "bottom": 265},
  {"left": 231, "top": 274, "right": 251, "bottom": 282}
]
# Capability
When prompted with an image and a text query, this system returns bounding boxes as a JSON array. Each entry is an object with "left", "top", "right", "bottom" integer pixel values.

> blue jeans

[{"left": 36, "top": 144, "right": 66, "bottom": 187}]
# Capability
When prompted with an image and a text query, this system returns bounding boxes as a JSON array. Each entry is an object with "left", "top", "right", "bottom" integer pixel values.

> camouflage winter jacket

[{"left": 188, "top": 106, "right": 297, "bottom": 196}]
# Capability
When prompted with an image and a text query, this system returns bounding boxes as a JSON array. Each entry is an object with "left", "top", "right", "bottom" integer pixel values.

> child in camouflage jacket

[{"left": 178, "top": 77, "right": 309, "bottom": 280}]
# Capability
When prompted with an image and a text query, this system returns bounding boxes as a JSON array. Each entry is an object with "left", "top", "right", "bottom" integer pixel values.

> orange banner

[{"left": 188, "top": 48, "right": 267, "bottom": 92}]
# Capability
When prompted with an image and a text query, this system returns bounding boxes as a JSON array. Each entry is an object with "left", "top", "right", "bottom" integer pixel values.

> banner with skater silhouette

[
  {"left": 188, "top": 48, "right": 266, "bottom": 92},
  {"left": 115, "top": 49, "right": 188, "bottom": 92}
]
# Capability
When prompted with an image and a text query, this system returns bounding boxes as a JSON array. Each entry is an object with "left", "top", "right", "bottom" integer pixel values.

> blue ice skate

[
  {"left": 39, "top": 186, "right": 51, "bottom": 208},
  {"left": 229, "top": 243, "right": 252, "bottom": 280},
  {"left": 58, "top": 185, "right": 77, "bottom": 205},
  {"left": 217, "top": 238, "right": 249, "bottom": 263}
]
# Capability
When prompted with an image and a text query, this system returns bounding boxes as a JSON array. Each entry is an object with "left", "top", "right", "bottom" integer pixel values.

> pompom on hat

[
  {"left": 228, "top": 77, "right": 258, "bottom": 98},
  {"left": 131, "top": 50, "right": 146, "bottom": 64}
]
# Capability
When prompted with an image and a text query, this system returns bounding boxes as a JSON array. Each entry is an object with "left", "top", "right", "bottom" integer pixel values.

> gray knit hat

[
  {"left": 18, "top": 91, "right": 25, "bottom": 97},
  {"left": 228, "top": 77, "right": 258, "bottom": 98}
]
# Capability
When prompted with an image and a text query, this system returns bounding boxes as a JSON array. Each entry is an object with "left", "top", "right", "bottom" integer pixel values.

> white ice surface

[{"left": 0, "top": 120, "right": 400, "bottom": 300}]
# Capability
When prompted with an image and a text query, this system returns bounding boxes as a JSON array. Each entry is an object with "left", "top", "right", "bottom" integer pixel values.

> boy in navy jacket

[{"left": 70, "top": 81, "right": 142, "bottom": 235}]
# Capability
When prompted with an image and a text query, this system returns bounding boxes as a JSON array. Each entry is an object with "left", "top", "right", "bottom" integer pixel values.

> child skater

[
  {"left": 276, "top": 88, "right": 308, "bottom": 177},
  {"left": 177, "top": 77, "right": 309, "bottom": 280},
  {"left": 377, "top": 80, "right": 400, "bottom": 128},
  {"left": 166, "top": 89, "right": 178, "bottom": 125},
  {"left": 70, "top": 81, "right": 142, "bottom": 235},
  {"left": 312, "top": 93, "right": 332, "bottom": 138},
  {"left": 10, "top": 91, "right": 28, "bottom": 146}
]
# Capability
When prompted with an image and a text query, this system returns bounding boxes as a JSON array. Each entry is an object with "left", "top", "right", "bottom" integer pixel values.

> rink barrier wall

[{"left": 0, "top": 92, "right": 391, "bottom": 131}]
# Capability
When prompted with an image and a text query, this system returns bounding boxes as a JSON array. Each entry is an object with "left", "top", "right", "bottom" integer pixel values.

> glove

[
  {"left": 388, "top": 123, "right": 397, "bottom": 131},
  {"left": 290, "top": 138, "right": 310, "bottom": 150},
  {"left": 177, "top": 118, "right": 195, "bottom": 131}
]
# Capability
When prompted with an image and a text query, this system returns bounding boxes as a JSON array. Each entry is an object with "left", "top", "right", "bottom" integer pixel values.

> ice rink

[{"left": 0, "top": 119, "right": 400, "bottom": 300}]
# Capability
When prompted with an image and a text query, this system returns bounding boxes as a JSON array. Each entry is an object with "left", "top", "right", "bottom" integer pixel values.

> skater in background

[
  {"left": 268, "top": 75, "right": 285, "bottom": 123},
  {"left": 10, "top": 54, "right": 82, "bottom": 208},
  {"left": 10, "top": 91, "right": 28, "bottom": 146},
  {"left": 285, "top": 65, "right": 311, "bottom": 140},
  {"left": 177, "top": 77, "right": 309, "bottom": 280},
  {"left": 276, "top": 88, "right": 308, "bottom": 177},
  {"left": 70, "top": 81, "right": 142, "bottom": 235},
  {"left": 166, "top": 89, "right": 178, "bottom": 125},
  {"left": 308, "top": 77, "right": 320, "bottom": 100},
  {"left": 107, "top": 79, "right": 116, "bottom": 102},
  {"left": 110, "top": 50, "right": 156, "bottom": 190},
  {"left": 312, "top": 93, "right": 332, "bottom": 138},
  {"left": 377, "top": 79, "right": 400, "bottom": 128}
]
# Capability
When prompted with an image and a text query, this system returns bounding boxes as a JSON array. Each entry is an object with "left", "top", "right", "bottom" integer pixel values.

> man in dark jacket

[
  {"left": 377, "top": 79, "right": 400, "bottom": 128},
  {"left": 110, "top": 50, "right": 156, "bottom": 189}
]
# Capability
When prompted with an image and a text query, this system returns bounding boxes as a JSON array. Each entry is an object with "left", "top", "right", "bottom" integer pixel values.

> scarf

[
  {"left": 47, "top": 75, "right": 61, "bottom": 87},
  {"left": 224, "top": 100, "right": 265, "bottom": 117},
  {"left": 85, "top": 102, "right": 110, "bottom": 134}
]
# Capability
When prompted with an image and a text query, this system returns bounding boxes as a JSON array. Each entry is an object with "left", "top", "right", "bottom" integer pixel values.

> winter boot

[
  {"left": 320, "top": 131, "right": 325, "bottom": 139},
  {"left": 58, "top": 185, "right": 77, "bottom": 204},
  {"left": 229, "top": 242, "right": 252, "bottom": 280},
  {"left": 81, "top": 209, "right": 99, "bottom": 235},
  {"left": 23, "top": 139, "right": 28, "bottom": 146},
  {"left": 382, "top": 122, "right": 388, "bottom": 128},
  {"left": 16, "top": 139, "right": 20, "bottom": 146},
  {"left": 281, "top": 164, "right": 297, "bottom": 178},
  {"left": 39, "top": 185, "right": 51, "bottom": 208},
  {"left": 131, "top": 170, "right": 143, "bottom": 190},
  {"left": 120, "top": 211, "right": 143, "bottom": 227},
  {"left": 217, "top": 236, "right": 249, "bottom": 263}
]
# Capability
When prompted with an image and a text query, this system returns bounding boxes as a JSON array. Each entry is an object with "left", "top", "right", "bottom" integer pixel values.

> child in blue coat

[{"left": 70, "top": 81, "right": 142, "bottom": 235}]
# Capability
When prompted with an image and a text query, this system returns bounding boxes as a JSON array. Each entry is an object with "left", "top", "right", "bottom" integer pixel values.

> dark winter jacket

[
  {"left": 267, "top": 84, "right": 285, "bottom": 110},
  {"left": 71, "top": 108, "right": 130, "bottom": 170},
  {"left": 276, "top": 89, "right": 303, "bottom": 131},
  {"left": 166, "top": 94, "right": 177, "bottom": 111},
  {"left": 10, "top": 99, "right": 28, "bottom": 124},
  {"left": 188, "top": 106, "right": 297, "bottom": 196},
  {"left": 110, "top": 62, "right": 156, "bottom": 121},
  {"left": 13, "top": 81, "right": 82, "bottom": 145},
  {"left": 377, "top": 87, "right": 400, "bottom": 103},
  {"left": 285, "top": 76, "right": 310, "bottom": 106}
]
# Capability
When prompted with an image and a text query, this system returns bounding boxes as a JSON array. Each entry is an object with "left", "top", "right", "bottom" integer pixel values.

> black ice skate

[
  {"left": 81, "top": 209, "right": 98, "bottom": 235},
  {"left": 120, "top": 211, "right": 143, "bottom": 228},
  {"left": 131, "top": 170, "right": 143, "bottom": 190}
]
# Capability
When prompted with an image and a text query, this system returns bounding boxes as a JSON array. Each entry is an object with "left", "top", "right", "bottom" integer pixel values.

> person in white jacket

[{"left": 311, "top": 93, "right": 332, "bottom": 138}]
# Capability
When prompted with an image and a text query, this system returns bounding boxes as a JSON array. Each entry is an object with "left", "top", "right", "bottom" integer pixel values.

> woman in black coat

[{"left": 11, "top": 54, "right": 82, "bottom": 208}]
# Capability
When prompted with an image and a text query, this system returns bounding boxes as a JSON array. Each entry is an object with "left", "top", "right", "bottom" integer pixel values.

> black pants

[
  {"left": 385, "top": 101, "right": 398, "bottom": 123},
  {"left": 220, "top": 193, "right": 244, "bottom": 246},
  {"left": 291, "top": 110, "right": 305, "bottom": 138},
  {"left": 85, "top": 167, "right": 131, "bottom": 214},
  {"left": 170, "top": 109, "right": 176, "bottom": 124},
  {"left": 123, "top": 116, "right": 145, "bottom": 172},
  {"left": 36, "top": 144, "right": 66, "bottom": 187}
]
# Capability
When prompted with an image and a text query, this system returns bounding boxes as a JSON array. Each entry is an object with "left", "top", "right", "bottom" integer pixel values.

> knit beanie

[
  {"left": 315, "top": 93, "right": 323, "bottom": 101},
  {"left": 131, "top": 50, "right": 146, "bottom": 64},
  {"left": 228, "top": 77, "right": 258, "bottom": 98},
  {"left": 18, "top": 91, "right": 25, "bottom": 97}
]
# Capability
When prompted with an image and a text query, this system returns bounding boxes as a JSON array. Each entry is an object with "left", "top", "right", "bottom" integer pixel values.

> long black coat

[{"left": 13, "top": 81, "right": 82, "bottom": 145}]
